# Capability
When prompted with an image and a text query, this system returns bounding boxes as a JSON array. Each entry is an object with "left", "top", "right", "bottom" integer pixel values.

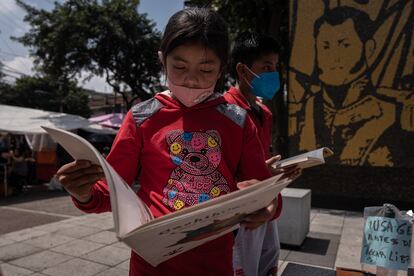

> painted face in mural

[{"left": 316, "top": 19, "right": 371, "bottom": 86}]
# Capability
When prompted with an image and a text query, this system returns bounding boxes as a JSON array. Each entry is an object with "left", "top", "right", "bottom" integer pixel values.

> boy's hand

[
  {"left": 266, "top": 155, "right": 302, "bottom": 179},
  {"left": 265, "top": 155, "right": 282, "bottom": 175},
  {"left": 236, "top": 180, "right": 279, "bottom": 230},
  {"left": 57, "top": 160, "right": 104, "bottom": 203},
  {"left": 281, "top": 166, "right": 302, "bottom": 181}
]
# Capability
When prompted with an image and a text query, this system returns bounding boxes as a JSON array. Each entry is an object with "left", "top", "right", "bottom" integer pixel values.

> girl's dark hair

[{"left": 160, "top": 7, "right": 229, "bottom": 71}]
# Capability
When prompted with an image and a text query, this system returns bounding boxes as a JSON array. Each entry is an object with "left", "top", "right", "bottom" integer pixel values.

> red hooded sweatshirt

[
  {"left": 224, "top": 86, "right": 283, "bottom": 216},
  {"left": 73, "top": 92, "right": 272, "bottom": 275}
]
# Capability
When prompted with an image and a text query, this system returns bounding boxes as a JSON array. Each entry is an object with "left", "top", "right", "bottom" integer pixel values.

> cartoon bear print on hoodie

[{"left": 163, "top": 130, "right": 230, "bottom": 210}]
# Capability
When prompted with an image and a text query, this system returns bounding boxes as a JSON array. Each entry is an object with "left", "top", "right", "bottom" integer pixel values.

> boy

[{"left": 225, "top": 32, "right": 286, "bottom": 276}]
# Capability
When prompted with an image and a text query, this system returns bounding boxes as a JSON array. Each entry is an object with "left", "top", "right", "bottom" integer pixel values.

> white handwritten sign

[{"left": 361, "top": 216, "right": 412, "bottom": 271}]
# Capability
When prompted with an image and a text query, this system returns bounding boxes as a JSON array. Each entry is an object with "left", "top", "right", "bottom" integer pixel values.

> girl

[{"left": 57, "top": 7, "right": 279, "bottom": 275}]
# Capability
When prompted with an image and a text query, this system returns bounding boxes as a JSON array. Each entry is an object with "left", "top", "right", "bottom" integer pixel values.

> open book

[
  {"left": 43, "top": 126, "right": 293, "bottom": 266},
  {"left": 273, "top": 147, "right": 334, "bottom": 169}
]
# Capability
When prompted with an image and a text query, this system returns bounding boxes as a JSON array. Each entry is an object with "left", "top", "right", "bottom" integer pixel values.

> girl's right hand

[{"left": 56, "top": 160, "right": 104, "bottom": 203}]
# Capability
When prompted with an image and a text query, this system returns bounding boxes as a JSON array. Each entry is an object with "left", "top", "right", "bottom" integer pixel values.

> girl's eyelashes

[
  {"left": 200, "top": 64, "right": 215, "bottom": 72},
  {"left": 172, "top": 67, "right": 213, "bottom": 73}
]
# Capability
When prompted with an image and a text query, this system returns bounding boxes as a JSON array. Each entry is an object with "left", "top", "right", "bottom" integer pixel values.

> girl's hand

[
  {"left": 236, "top": 180, "right": 279, "bottom": 230},
  {"left": 57, "top": 160, "right": 104, "bottom": 203}
]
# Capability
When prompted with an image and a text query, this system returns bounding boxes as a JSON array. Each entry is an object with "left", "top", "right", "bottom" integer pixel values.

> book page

[
  {"left": 43, "top": 127, "right": 153, "bottom": 237},
  {"left": 138, "top": 173, "right": 284, "bottom": 228},
  {"left": 122, "top": 175, "right": 291, "bottom": 266}
]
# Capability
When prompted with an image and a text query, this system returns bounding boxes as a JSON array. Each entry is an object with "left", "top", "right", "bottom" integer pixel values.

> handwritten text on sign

[{"left": 361, "top": 216, "right": 412, "bottom": 271}]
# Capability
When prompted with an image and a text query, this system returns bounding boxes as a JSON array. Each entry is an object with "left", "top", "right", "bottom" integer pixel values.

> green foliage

[
  {"left": 0, "top": 81, "right": 13, "bottom": 103},
  {"left": 63, "top": 89, "right": 91, "bottom": 118},
  {"left": 0, "top": 63, "right": 4, "bottom": 81},
  {"left": 185, "top": 0, "right": 288, "bottom": 49},
  {"left": 0, "top": 75, "right": 91, "bottom": 118},
  {"left": 13, "top": 0, "right": 162, "bottom": 108}
]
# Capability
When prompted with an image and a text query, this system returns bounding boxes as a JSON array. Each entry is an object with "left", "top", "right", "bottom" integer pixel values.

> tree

[
  {"left": 185, "top": 0, "right": 289, "bottom": 155},
  {"left": 13, "top": 0, "right": 162, "bottom": 109},
  {"left": 0, "top": 62, "right": 14, "bottom": 98},
  {"left": 0, "top": 75, "right": 91, "bottom": 118},
  {"left": 185, "top": 0, "right": 288, "bottom": 45},
  {"left": 0, "top": 61, "right": 3, "bottom": 79}
]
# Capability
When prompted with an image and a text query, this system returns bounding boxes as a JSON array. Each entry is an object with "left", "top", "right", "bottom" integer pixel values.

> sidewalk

[
  {"left": 0, "top": 208, "right": 365, "bottom": 276},
  {"left": 279, "top": 208, "right": 365, "bottom": 274}
]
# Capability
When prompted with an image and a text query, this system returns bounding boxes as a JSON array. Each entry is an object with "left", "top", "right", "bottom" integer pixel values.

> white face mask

[
  {"left": 158, "top": 51, "right": 216, "bottom": 107},
  {"left": 167, "top": 78, "right": 215, "bottom": 107}
]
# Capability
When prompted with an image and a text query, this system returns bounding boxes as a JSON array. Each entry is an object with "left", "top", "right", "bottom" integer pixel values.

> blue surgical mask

[{"left": 244, "top": 66, "right": 280, "bottom": 100}]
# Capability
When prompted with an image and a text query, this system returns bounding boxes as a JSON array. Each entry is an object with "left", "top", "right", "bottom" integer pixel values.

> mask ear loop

[
  {"left": 241, "top": 64, "right": 259, "bottom": 89},
  {"left": 244, "top": 64, "right": 260, "bottom": 78}
]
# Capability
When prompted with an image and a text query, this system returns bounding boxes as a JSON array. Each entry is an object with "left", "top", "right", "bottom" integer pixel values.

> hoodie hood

[{"left": 155, "top": 91, "right": 226, "bottom": 111}]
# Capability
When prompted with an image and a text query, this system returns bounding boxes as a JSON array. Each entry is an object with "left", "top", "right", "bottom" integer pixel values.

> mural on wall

[{"left": 288, "top": 0, "right": 414, "bottom": 167}]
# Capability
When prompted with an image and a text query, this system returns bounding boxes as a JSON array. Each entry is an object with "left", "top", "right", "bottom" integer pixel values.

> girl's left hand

[{"left": 236, "top": 180, "right": 279, "bottom": 230}]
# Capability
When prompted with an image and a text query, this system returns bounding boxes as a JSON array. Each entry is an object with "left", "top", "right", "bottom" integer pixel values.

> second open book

[
  {"left": 273, "top": 147, "right": 334, "bottom": 169},
  {"left": 44, "top": 126, "right": 294, "bottom": 266}
]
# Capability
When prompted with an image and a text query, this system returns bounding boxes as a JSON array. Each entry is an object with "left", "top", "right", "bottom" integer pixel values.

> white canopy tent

[
  {"left": 0, "top": 104, "right": 116, "bottom": 151},
  {"left": 0, "top": 104, "right": 116, "bottom": 135}
]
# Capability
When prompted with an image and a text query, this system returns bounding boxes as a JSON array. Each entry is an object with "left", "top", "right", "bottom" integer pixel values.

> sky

[{"left": 0, "top": 0, "right": 184, "bottom": 93}]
